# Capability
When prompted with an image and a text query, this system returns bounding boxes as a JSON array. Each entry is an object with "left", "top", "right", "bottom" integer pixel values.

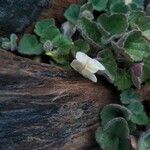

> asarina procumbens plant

[{"left": 0, "top": 0, "right": 150, "bottom": 149}]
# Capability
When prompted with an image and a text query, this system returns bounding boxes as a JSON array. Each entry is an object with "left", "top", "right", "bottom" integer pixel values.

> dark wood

[
  {"left": 0, "top": 50, "right": 149, "bottom": 150},
  {"left": 0, "top": 50, "right": 118, "bottom": 150}
]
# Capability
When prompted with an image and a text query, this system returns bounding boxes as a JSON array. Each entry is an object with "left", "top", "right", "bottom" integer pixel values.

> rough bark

[
  {"left": 0, "top": 50, "right": 149, "bottom": 150},
  {"left": 0, "top": 50, "right": 118, "bottom": 150}
]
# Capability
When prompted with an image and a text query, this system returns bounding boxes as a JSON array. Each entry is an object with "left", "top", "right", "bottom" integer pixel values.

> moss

[{"left": 0, "top": 0, "right": 52, "bottom": 33}]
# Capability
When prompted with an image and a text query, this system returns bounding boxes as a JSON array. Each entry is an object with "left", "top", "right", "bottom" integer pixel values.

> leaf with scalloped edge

[
  {"left": 118, "top": 138, "right": 130, "bottom": 150},
  {"left": 133, "top": 0, "right": 144, "bottom": 8},
  {"left": 100, "top": 50, "right": 117, "bottom": 82},
  {"left": 100, "top": 50, "right": 132, "bottom": 90},
  {"left": 64, "top": 4, "right": 81, "bottom": 24},
  {"left": 46, "top": 51, "right": 69, "bottom": 66},
  {"left": 101, "top": 104, "right": 132, "bottom": 126},
  {"left": 103, "top": 117, "right": 130, "bottom": 138},
  {"left": 52, "top": 35, "right": 74, "bottom": 55},
  {"left": 114, "top": 69, "right": 132, "bottom": 90},
  {"left": 112, "top": 31, "right": 150, "bottom": 62},
  {"left": 120, "top": 89, "right": 141, "bottom": 104},
  {"left": 95, "top": 127, "right": 119, "bottom": 150},
  {"left": 71, "top": 39, "right": 90, "bottom": 56},
  {"left": 107, "top": 0, "right": 124, "bottom": 8},
  {"left": 89, "top": 0, "right": 108, "bottom": 11},
  {"left": 42, "top": 26, "right": 61, "bottom": 42},
  {"left": 131, "top": 111, "right": 149, "bottom": 125},
  {"left": 18, "top": 34, "right": 43, "bottom": 55},
  {"left": 143, "top": 56, "right": 150, "bottom": 81},
  {"left": 127, "top": 101, "right": 144, "bottom": 114},
  {"left": 110, "top": 1, "right": 129, "bottom": 14},
  {"left": 80, "top": 2, "right": 93, "bottom": 12},
  {"left": 77, "top": 17, "right": 102, "bottom": 48},
  {"left": 97, "top": 14, "right": 128, "bottom": 37},
  {"left": 34, "top": 19, "right": 55, "bottom": 37},
  {"left": 130, "top": 11, "right": 150, "bottom": 41},
  {"left": 138, "top": 130, "right": 150, "bottom": 150}
]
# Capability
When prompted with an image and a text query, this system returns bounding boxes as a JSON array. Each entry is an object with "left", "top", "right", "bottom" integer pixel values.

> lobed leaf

[
  {"left": 143, "top": 56, "right": 150, "bottom": 81},
  {"left": 64, "top": 4, "right": 81, "bottom": 24},
  {"left": 103, "top": 117, "right": 130, "bottom": 138},
  {"left": 77, "top": 17, "right": 102, "bottom": 48},
  {"left": 127, "top": 101, "right": 144, "bottom": 114},
  {"left": 101, "top": 104, "right": 132, "bottom": 126},
  {"left": 138, "top": 130, "right": 150, "bottom": 150},
  {"left": 89, "top": 0, "right": 108, "bottom": 11},
  {"left": 34, "top": 19, "right": 55, "bottom": 37},
  {"left": 131, "top": 111, "right": 149, "bottom": 125},
  {"left": 110, "top": 2, "right": 129, "bottom": 14},
  {"left": 120, "top": 89, "right": 141, "bottom": 104},
  {"left": 129, "top": 11, "right": 150, "bottom": 41},
  {"left": 52, "top": 35, "right": 73, "bottom": 55},
  {"left": 113, "top": 31, "right": 150, "bottom": 62},
  {"left": 18, "top": 34, "right": 43, "bottom": 55},
  {"left": 95, "top": 127, "right": 119, "bottom": 150},
  {"left": 71, "top": 39, "right": 90, "bottom": 56}
]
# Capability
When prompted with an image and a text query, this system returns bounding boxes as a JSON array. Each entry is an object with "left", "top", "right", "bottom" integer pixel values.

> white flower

[
  {"left": 71, "top": 52, "right": 105, "bottom": 82},
  {"left": 125, "top": 0, "right": 132, "bottom": 5}
]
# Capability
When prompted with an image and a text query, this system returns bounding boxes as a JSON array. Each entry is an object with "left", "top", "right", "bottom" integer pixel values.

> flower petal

[
  {"left": 70, "top": 60, "right": 84, "bottom": 73},
  {"left": 86, "top": 59, "right": 105, "bottom": 73},
  {"left": 76, "top": 52, "right": 89, "bottom": 64},
  {"left": 125, "top": 0, "right": 132, "bottom": 5},
  {"left": 82, "top": 69, "right": 97, "bottom": 82}
]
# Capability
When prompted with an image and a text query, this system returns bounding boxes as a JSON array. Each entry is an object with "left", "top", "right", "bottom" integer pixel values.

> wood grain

[{"left": 0, "top": 50, "right": 118, "bottom": 150}]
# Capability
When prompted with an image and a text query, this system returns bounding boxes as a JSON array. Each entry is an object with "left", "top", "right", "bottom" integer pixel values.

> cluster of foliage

[
  {"left": 96, "top": 90, "right": 150, "bottom": 150},
  {"left": 0, "top": 0, "right": 150, "bottom": 149}
]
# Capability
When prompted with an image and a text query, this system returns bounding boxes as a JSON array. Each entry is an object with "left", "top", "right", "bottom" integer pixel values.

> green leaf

[
  {"left": 34, "top": 19, "right": 55, "bottom": 37},
  {"left": 100, "top": 50, "right": 132, "bottom": 89},
  {"left": 143, "top": 56, "right": 150, "bottom": 81},
  {"left": 120, "top": 89, "right": 141, "bottom": 104},
  {"left": 131, "top": 111, "right": 149, "bottom": 125},
  {"left": 77, "top": 17, "right": 102, "bottom": 47},
  {"left": 107, "top": 0, "right": 124, "bottom": 8},
  {"left": 123, "top": 31, "right": 150, "bottom": 61},
  {"left": 113, "top": 31, "right": 150, "bottom": 62},
  {"left": 118, "top": 138, "right": 130, "bottom": 150},
  {"left": 101, "top": 104, "right": 132, "bottom": 126},
  {"left": 97, "top": 14, "right": 128, "bottom": 37},
  {"left": 80, "top": 2, "right": 93, "bottom": 12},
  {"left": 114, "top": 69, "right": 132, "bottom": 90},
  {"left": 101, "top": 50, "right": 118, "bottom": 82},
  {"left": 18, "top": 34, "right": 43, "bottom": 55},
  {"left": 138, "top": 130, "right": 150, "bottom": 150},
  {"left": 133, "top": 0, "right": 144, "bottom": 8},
  {"left": 127, "top": 101, "right": 144, "bottom": 114},
  {"left": 95, "top": 127, "right": 119, "bottom": 150},
  {"left": 46, "top": 51, "right": 69, "bottom": 66},
  {"left": 128, "top": 121, "right": 137, "bottom": 133},
  {"left": 64, "top": 4, "right": 80, "bottom": 24},
  {"left": 52, "top": 35, "right": 73, "bottom": 55},
  {"left": 130, "top": 11, "right": 150, "bottom": 41},
  {"left": 104, "top": 117, "right": 130, "bottom": 138},
  {"left": 89, "top": 0, "right": 108, "bottom": 11},
  {"left": 110, "top": 2, "right": 129, "bottom": 14},
  {"left": 40, "top": 25, "right": 61, "bottom": 42},
  {"left": 71, "top": 39, "right": 90, "bottom": 56}
]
